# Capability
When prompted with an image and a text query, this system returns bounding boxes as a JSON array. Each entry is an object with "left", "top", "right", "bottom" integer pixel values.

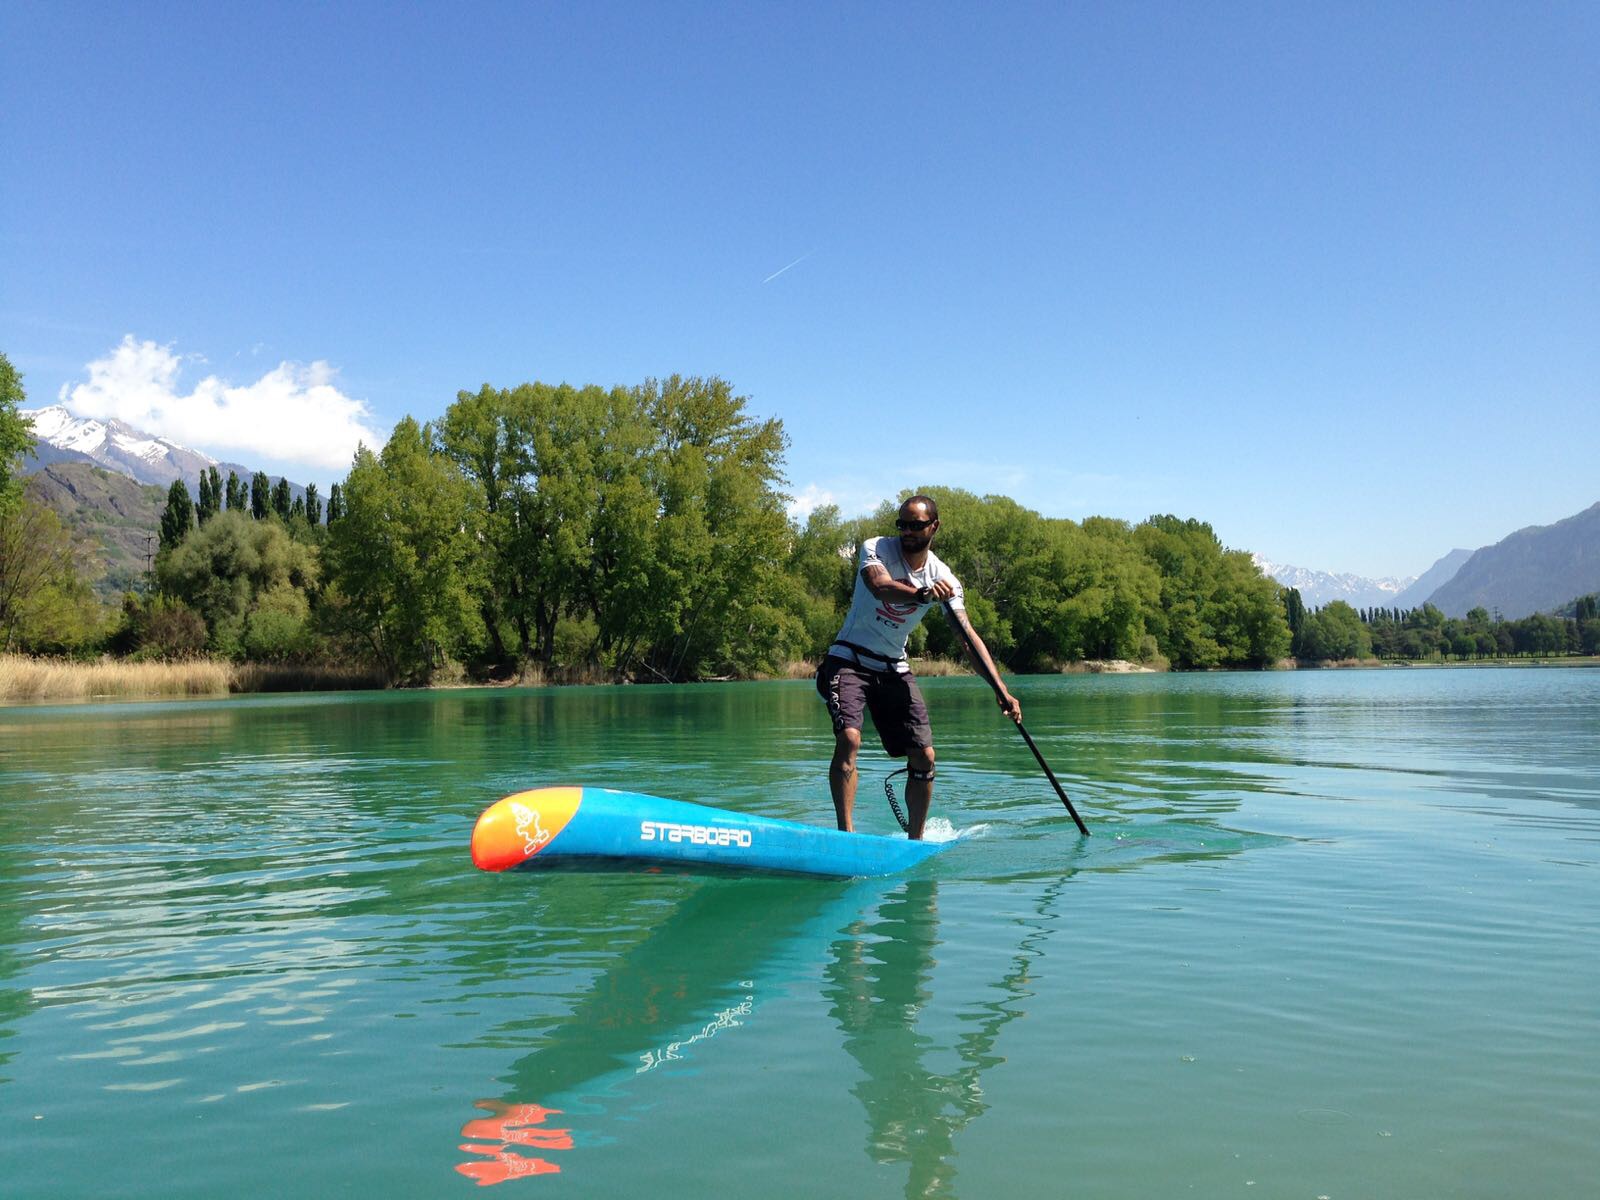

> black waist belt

[{"left": 830, "top": 640, "right": 907, "bottom": 672}]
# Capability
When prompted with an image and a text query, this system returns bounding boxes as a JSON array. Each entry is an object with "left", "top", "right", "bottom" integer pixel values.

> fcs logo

[
  {"left": 511, "top": 802, "right": 551, "bottom": 856},
  {"left": 875, "top": 600, "right": 916, "bottom": 626}
]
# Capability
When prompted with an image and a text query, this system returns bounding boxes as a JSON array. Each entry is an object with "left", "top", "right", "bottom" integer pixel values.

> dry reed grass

[
  {"left": 0, "top": 654, "right": 387, "bottom": 704},
  {"left": 907, "top": 657, "right": 969, "bottom": 676},
  {"left": 498, "top": 661, "right": 618, "bottom": 687}
]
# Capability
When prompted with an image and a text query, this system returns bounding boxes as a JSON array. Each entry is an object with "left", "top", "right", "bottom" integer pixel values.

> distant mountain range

[
  {"left": 1427, "top": 502, "right": 1600, "bottom": 619},
  {"left": 1256, "top": 503, "right": 1600, "bottom": 620},
  {"left": 1391, "top": 548, "right": 1474, "bottom": 609},
  {"left": 21, "top": 404, "right": 267, "bottom": 493},
  {"left": 1250, "top": 556, "right": 1414, "bottom": 610},
  {"left": 24, "top": 462, "right": 168, "bottom": 596},
  {"left": 18, "top": 406, "right": 313, "bottom": 597}
]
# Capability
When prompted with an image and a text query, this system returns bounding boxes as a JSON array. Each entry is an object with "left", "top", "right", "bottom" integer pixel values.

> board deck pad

[{"left": 471, "top": 786, "right": 948, "bottom": 878}]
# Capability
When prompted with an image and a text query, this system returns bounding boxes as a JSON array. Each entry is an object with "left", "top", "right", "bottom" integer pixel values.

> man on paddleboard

[{"left": 817, "top": 494, "right": 1021, "bottom": 839}]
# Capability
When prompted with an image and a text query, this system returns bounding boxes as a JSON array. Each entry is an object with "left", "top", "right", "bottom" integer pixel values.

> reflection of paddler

[
  {"left": 454, "top": 877, "right": 872, "bottom": 1184},
  {"left": 826, "top": 878, "right": 1065, "bottom": 1200},
  {"left": 828, "top": 880, "right": 961, "bottom": 1197}
]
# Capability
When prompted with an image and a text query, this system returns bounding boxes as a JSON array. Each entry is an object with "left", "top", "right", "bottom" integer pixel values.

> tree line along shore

[{"left": 4, "top": 354, "right": 1598, "bottom": 703}]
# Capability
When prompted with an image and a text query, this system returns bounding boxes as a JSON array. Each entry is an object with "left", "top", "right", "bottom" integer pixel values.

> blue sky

[{"left": 4, "top": 2, "right": 1595, "bottom": 579}]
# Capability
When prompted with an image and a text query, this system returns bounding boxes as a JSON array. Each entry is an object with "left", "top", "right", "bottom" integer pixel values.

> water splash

[{"left": 921, "top": 817, "right": 972, "bottom": 843}]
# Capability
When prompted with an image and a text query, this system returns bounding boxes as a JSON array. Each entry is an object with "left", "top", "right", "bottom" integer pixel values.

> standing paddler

[{"left": 816, "top": 494, "right": 1021, "bottom": 839}]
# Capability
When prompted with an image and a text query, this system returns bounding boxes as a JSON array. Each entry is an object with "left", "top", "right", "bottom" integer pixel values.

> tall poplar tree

[
  {"left": 1284, "top": 586, "right": 1306, "bottom": 656},
  {"left": 196, "top": 467, "right": 221, "bottom": 525},
  {"left": 251, "top": 471, "right": 270, "bottom": 519},
  {"left": 159, "top": 480, "right": 195, "bottom": 549}
]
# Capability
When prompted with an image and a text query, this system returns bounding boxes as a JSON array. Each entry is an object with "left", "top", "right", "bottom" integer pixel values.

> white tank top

[{"left": 829, "top": 536, "right": 965, "bottom": 671}]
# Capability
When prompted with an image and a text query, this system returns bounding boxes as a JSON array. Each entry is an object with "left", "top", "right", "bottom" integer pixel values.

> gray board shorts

[{"left": 816, "top": 655, "right": 932, "bottom": 758}]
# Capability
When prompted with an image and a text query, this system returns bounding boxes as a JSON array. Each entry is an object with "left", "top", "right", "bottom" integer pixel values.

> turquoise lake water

[{"left": 2, "top": 669, "right": 1597, "bottom": 1198}]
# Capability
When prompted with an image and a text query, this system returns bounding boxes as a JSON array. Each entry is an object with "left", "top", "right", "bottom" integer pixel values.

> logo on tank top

[{"left": 875, "top": 600, "right": 917, "bottom": 627}]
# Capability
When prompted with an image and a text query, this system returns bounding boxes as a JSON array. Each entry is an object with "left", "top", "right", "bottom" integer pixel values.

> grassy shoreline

[
  {"left": 0, "top": 654, "right": 386, "bottom": 704},
  {"left": 5, "top": 652, "right": 1597, "bottom": 706}
]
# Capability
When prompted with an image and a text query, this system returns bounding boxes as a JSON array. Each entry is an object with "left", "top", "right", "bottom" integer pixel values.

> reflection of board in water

[
  {"left": 454, "top": 873, "right": 1073, "bottom": 1193},
  {"left": 454, "top": 876, "right": 876, "bottom": 1183},
  {"left": 471, "top": 786, "right": 953, "bottom": 878}
]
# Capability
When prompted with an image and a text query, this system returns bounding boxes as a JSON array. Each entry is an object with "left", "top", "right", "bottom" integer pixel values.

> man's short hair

[{"left": 901, "top": 494, "right": 939, "bottom": 522}]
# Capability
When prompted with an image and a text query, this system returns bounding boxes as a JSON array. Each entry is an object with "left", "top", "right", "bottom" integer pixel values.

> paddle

[{"left": 942, "top": 602, "right": 1091, "bottom": 837}]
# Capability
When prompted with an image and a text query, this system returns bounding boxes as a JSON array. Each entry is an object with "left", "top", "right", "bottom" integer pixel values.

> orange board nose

[{"left": 471, "top": 787, "right": 584, "bottom": 871}]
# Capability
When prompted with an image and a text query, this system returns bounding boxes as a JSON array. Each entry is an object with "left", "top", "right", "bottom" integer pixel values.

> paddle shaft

[
  {"left": 1012, "top": 716, "right": 1090, "bottom": 836},
  {"left": 941, "top": 602, "right": 1091, "bottom": 836}
]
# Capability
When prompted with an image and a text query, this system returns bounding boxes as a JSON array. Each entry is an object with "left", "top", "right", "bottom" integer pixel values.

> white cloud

[
  {"left": 59, "top": 336, "right": 384, "bottom": 471},
  {"left": 786, "top": 483, "right": 836, "bottom": 520}
]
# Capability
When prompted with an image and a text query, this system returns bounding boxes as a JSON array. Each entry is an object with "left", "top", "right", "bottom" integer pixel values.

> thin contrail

[{"left": 762, "top": 251, "right": 812, "bottom": 284}]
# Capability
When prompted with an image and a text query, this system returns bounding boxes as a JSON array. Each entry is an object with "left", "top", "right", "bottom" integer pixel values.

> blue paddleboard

[{"left": 471, "top": 786, "right": 949, "bottom": 879}]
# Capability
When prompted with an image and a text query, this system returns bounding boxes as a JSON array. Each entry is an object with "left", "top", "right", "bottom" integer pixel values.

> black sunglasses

[{"left": 895, "top": 518, "right": 934, "bottom": 532}]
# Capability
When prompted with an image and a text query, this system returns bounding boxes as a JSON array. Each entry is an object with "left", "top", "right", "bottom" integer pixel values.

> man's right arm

[{"left": 862, "top": 565, "right": 954, "bottom": 606}]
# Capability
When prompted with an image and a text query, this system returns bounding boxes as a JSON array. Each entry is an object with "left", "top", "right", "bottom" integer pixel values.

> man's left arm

[{"left": 944, "top": 603, "right": 1022, "bottom": 723}]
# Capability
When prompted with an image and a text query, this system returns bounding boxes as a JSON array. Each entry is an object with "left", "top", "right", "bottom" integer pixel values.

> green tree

[
  {"left": 1283, "top": 587, "right": 1306, "bottom": 656},
  {"left": 271, "top": 477, "right": 292, "bottom": 521},
  {"left": 1050, "top": 517, "right": 1164, "bottom": 662},
  {"left": 321, "top": 417, "right": 484, "bottom": 682},
  {"left": 633, "top": 376, "right": 796, "bottom": 678},
  {"left": 159, "top": 480, "right": 195, "bottom": 549},
  {"left": 1213, "top": 549, "right": 1293, "bottom": 665},
  {"left": 196, "top": 466, "right": 222, "bottom": 525},
  {"left": 1131, "top": 515, "right": 1287, "bottom": 668},
  {"left": 304, "top": 482, "right": 322, "bottom": 526},
  {"left": 326, "top": 481, "right": 344, "bottom": 524},
  {"left": 437, "top": 376, "right": 799, "bottom": 679},
  {"left": 1, "top": 352, "right": 36, "bottom": 519},
  {"left": 156, "top": 510, "right": 319, "bottom": 659},
  {"left": 251, "top": 471, "right": 270, "bottom": 519},
  {"left": 0, "top": 491, "right": 97, "bottom": 652},
  {"left": 1300, "top": 601, "right": 1371, "bottom": 661},
  {"left": 1580, "top": 619, "right": 1600, "bottom": 655},
  {"left": 437, "top": 383, "right": 531, "bottom": 666},
  {"left": 579, "top": 386, "right": 671, "bottom": 671},
  {"left": 784, "top": 503, "right": 857, "bottom": 656},
  {"left": 123, "top": 594, "right": 208, "bottom": 659},
  {"left": 225, "top": 470, "right": 246, "bottom": 512}
]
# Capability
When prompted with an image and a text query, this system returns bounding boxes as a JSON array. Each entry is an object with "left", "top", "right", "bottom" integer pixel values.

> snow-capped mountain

[
  {"left": 1251, "top": 554, "right": 1416, "bottom": 610},
  {"left": 21, "top": 404, "right": 252, "bottom": 490}
]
